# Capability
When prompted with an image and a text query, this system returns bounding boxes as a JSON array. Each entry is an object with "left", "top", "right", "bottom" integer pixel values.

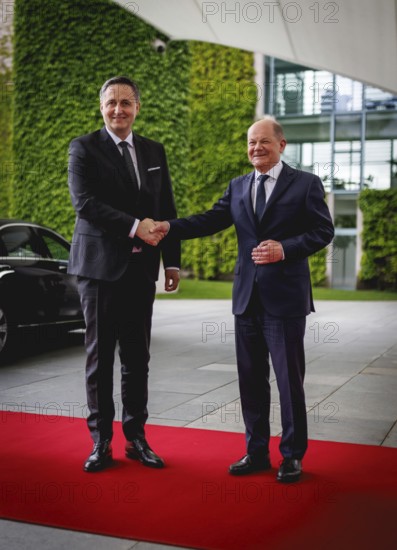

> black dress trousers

[{"left": 77, "top": 256, "right": 156, "bottom": 443}]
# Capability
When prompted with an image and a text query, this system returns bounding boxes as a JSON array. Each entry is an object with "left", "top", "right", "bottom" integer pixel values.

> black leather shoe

[
  {"left": 125, "top": 438, "right": 165, "bottom": 468},
  {"left": 229, "top": 454, "right": 271, "bottom": 476},
  {"left": 277, "top": 458, "right": 302, "bottom": 483},
  {"left": 83, "top": 440, "right": 113, "bottom": 472}
]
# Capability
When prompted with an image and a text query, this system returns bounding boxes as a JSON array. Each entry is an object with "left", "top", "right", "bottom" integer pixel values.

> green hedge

[
  {"left": 183, "top": 42, "right": 256, "bottom": 279},
  {"left": 358, "top": 189, "right": 397, "bottom": 289},
  {"left": 309, "top": 246, "right": 328, "bottom": 287},
  {"left": 11, "top": 0, "right": 190, "bottom": 238}
]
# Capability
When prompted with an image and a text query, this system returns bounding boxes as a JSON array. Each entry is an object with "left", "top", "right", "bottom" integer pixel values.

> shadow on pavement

[{"left": 0, "top": 327, "right": 85, "bottom": 366}]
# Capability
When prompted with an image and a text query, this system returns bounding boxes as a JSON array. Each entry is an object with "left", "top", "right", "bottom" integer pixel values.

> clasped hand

[
  {"left": 252, "top": 240, "right": 283, "bottom": 264},
  {"left": 136, "top": 219, "right": 170, "bottom": 246}
]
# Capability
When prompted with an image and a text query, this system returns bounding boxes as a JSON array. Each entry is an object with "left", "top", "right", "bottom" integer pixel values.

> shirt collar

[
  {"left": 255, "top": 161, "right": 283, "bottom": 181},
  {"left": 105, "top": 127, "right": 134, "bottom": 147}
]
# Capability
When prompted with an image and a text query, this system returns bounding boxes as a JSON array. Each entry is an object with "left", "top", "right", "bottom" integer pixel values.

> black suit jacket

[
  {"left": 170, "top": 162, "right": 334, "bottom": 317},
  {"left": 67, "top": 127, "right": 180, "bottom": 282}
]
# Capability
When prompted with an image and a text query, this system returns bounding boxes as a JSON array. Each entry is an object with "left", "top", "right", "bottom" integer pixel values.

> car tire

[{"left": 0, "top": 304, "right": 14, "bottom": 361}]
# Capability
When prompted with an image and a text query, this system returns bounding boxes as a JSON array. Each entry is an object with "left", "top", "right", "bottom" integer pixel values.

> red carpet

[{"left": 1, "top": 412, "right": 397, "bottom": 549}]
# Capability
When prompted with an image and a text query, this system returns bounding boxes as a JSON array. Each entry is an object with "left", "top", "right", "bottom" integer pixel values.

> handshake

[
  {"left": 136, "top": 219, "right": 285, "bottom": 264},
  {"left": 136, "top": 218, "right": 171, "bottom": 246}
]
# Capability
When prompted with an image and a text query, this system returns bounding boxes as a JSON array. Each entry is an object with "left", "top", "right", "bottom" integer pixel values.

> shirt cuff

[
  {"left": 129, "top": 219, "right": 140, "bottom": 238},
  {"left": 165, "top": 267, "right": 180, "bottom": 271}
]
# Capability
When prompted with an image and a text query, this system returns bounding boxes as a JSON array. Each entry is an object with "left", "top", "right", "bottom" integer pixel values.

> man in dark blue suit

[
  {"left": 68, "top": 76, "right": 180, "bottom": 472},
  {"left": 154, "top": 117, "right": 334, "bottom": 482}
]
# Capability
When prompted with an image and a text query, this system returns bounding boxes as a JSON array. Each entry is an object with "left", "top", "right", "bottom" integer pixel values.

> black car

[{"left": 0, "top": 220, "right": 84, "bottom": 359}]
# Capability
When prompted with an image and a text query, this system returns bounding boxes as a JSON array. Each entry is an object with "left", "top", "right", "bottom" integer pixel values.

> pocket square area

[{"left": 148, "top": 166, "right": 161, "bottom": 172}]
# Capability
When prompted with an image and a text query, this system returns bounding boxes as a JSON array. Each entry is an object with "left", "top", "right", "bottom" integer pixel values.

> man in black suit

[
  {"left": 68, "top": 76, "right": 180, "bottom": 472},
  {"left": 153, "top": 117, "right": 334, "bottom": 482}
]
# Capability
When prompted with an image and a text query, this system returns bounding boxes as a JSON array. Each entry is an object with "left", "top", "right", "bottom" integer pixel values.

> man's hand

[
  {"left": 150, "top": 221, "right": 170, "bottom": 236},
  {"left": 136, "top": 218, "right": 164, "bottom": 246},
  {"left": 165, "top": 268, "right": 180, "bottom": 292},
  {"left": 252, "top": 240, "right": 284, "bottom": 264}
]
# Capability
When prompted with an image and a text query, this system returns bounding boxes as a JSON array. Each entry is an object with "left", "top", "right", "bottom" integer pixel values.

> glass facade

[
  {"left": 265, "top": 57, "right": 397, "bottom": 288},
  {"left": 266, "top": 58, "right": 397, "bottom": 193}
]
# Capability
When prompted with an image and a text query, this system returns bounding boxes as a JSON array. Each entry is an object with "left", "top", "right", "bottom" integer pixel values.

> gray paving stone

[
  {"left": 305, "top": 358, "right": 368, "bottom": 372},
  {"left": 147, "top": 390, "right": 200, "bottom": 415},
  {"left": 0, "top": 520, "right": 136, "bottom": 549},
  {"left": 367, "top": 356, "right": 397, "bottom": 369},
  {"left": 198, "top": 363, "right": 237, "bottom": 372},
  {"left": 382, "top": 422, "right": 397, "bottom": 447},
  {"left": 307, "top": 415, "right": 395, "bottom": 446},
  {"left": 303, "top": 382, "right": 343, "bottom": 404},
  {"left": 147, "top": 417, "right": 188, "bottom": 427},
  {"left": 149, "top": 369, "right": 238, "bottom": 394},
  {"left": 0, "top": 520, "right": 187, "bottom": 550}
]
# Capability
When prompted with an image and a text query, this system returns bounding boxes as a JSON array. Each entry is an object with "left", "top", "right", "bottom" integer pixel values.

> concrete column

[
  {"left": 254, "top": 52, "right": 265, "bottom": 119},
  {"left": 326, "top": 192, "right": 335, "bottom": 287}
]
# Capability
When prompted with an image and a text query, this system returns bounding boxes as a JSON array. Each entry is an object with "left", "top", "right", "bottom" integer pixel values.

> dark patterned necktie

[
  {"left": 255, "top": 174, "right": 269, "bottom": 221},
  {"left": 119, "top": 141, "right": 139, "bottom": 193}
]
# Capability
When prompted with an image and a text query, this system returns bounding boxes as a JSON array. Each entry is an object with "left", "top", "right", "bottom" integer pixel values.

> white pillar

[
  {"left": 254, "top": 52, "right": 265, "bottom": 119},
  {"left": 326, "top": 192, "right": 335, "bottom": 287}
]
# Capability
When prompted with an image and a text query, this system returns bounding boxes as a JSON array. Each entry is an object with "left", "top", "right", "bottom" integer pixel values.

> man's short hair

[
  {"left": 99, "top": 76, "right": 140, "bottom": 102},
  {"left": 262, "top": 115, "right": 285, "bottom": 140}
]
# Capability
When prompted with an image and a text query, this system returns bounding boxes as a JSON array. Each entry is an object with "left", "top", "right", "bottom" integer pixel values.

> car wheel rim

[{"left": 0, "top": 308, "right": 8, "bottom": 352}]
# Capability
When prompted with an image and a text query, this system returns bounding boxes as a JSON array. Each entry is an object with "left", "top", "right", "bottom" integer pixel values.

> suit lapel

[
  {"left": 242, "top": 171, "right": 257, "bottom": 227},
  {"left": 98, "top": 127, "right": 147, "bottom": 195}
]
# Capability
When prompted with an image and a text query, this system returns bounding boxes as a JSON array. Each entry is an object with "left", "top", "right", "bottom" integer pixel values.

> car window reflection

[
  {"left": 0, "top": 227, "right": 44, "bottom": 259},
  {"left": 41, "top": 232, "right": 70, "bottom": 262}
]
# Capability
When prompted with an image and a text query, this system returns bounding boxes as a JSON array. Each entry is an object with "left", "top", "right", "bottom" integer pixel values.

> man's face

[
  {"left": 247, "top": 121, "right": 286, "bottom": 172},
  {"left": 100, "top": 84, "right": 140, "bottom": 139}
]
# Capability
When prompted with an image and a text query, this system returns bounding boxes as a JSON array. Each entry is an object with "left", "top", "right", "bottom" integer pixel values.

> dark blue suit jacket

[
  {"left": 68, "top": 127, "right": 180, "bottom": 282},
  {"left": 170, "top": 162, "right": 334, "bottom": 317}
]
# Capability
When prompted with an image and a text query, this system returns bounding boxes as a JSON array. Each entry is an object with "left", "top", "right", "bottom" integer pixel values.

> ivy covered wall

[
  {"left": 183, "top": 42, "right": 256, "bottom": 279},
  {"left": 358, "top": 189, "right": 397, "bottom": 290},
  {"left": 11, "top": 0, "right": 190, "bottom": 238}
]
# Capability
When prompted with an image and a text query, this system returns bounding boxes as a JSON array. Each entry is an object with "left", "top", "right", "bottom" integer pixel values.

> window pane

[
  {"left": 41, "top": 232, "right": 70, "bottom": 261},
  {"left": 364, "top": 141, "right": 392, "bottom": 189},
  {"left": 335, "top": 76, "right": 363, "bottom": 112},
  {"left": 0, "top": 227, "right": 43, "bottom": 258},
  {"left": 365, "top": 87, "right": 397, "bottom": 112}
]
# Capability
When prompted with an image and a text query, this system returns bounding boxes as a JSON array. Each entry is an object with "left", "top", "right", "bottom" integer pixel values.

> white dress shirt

[{"left": 251, "top": 161, "right": 284, "bottom": 211}]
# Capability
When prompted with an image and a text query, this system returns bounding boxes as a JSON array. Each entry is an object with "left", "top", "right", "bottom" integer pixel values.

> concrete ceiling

[{"left": 114, "top": 0, "right": 397, "bottom": 94}]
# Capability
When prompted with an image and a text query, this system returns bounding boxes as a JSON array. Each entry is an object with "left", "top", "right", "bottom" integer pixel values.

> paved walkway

[{"left": 1, "top": 300, "right": 396, "bottom": 549}]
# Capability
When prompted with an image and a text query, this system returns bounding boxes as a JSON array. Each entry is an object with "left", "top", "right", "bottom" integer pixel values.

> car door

[
  {"left": 0, "top": 224, "right": 60, "bottom": 325},
  {"left": 34, "top": 227, "right": 82, "bottom": 321}
]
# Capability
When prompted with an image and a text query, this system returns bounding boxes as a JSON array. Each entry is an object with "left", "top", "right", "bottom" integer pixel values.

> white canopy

[{"left": 114, "top": 0, "right": 397, "bottom": 94}]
